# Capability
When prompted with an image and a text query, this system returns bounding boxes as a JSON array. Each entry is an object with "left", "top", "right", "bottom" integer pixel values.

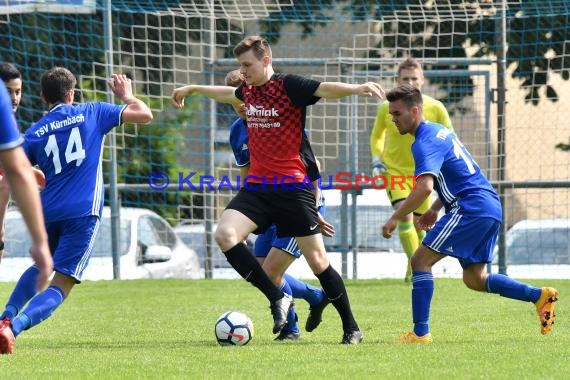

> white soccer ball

[{"left": 214, "top": 311, "right": 254, "bottom": 346}]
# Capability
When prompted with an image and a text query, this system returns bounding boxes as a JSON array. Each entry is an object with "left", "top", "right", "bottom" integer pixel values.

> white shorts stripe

[{"left": 430, "top": 212, "right": 462, "bottom": 250}]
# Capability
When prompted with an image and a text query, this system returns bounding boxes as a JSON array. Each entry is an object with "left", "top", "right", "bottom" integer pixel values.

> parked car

[
  {"left": 0, "top": 207, "right": 202, "bottom": 281},
  {"left": 283, "top": 188, "right": 463, "bottom": 279},
  {"left": 493, "top": 218, "right": 570, "bottom": 279},
  {"left": 174, "top": 222, "right": 256, "bottom": 271},
  {"left": 321, "top": 188, "right": 402, "bottom": 253}
]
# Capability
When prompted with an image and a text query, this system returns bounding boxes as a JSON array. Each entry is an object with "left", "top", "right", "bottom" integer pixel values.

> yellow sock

[
  {"left": 417, "top": 229, "right": 426, "bottom": 243},
  {"left": 398, "top": 222, "right": 419, "bottom": 280}
]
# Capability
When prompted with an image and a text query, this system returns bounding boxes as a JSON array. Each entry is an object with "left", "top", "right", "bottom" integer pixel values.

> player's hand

[
  {"left": 372, "top": 159, "right": 387, "bottom": 187},
  {"left": 318, "top": 213, "right": 335, "bottom": 237},
  {"left": 382, "top": 217, "right": 398, "bottom": 239},
  {"left": 171, "top": 85, "right": 194, "bottom": 108},
  {"left": 32, "top": 167, "right": 45, "bottom": 189},
  {"left": 108, "top": 74, "right": 134, "bottom": 102},
  {"left": 358, "top": 82, "right": 385, "bottom": 100},
  {"left": 416, "top": 209, "right": 438, "bottom": 231}
]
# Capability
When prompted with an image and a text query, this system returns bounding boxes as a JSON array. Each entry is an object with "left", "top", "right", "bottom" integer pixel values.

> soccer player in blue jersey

[
  {"left": 0, "top": 82, "right": 52, "bottom": 286},
  {"left": 0, "top": 82, "right": 53, "bottom": 354},
  {"left": 381, "top": 84, "right": 559, "bottom": 343},
  {"left": 0, "top": 63, "right": 45, "bottom": 262},
  {"left": 172, "top": 36, "right": 383, "bottom": 343},
  {"left": 0, "top": 63, "right": 25, "bottom": 261},
  {"left": 0, "top": 63, "right": 23, "bottom": 115},
  {"left": 226, "top": 69, "right": 330, "bottom": 340},
  {"left": 0, "top": 67, "right": 153, "bottom": 354}
]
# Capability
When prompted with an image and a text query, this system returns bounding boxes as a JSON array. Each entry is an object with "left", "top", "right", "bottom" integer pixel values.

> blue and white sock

[{"left": 485, "top": 273, "right": 542, "bottom": 303}]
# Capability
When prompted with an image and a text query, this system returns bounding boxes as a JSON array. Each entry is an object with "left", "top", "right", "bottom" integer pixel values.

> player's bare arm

[
  {"left": 0, "top": 147, "right": 52, "bottom": 289},
  {"left": 382, "top": 175, "right": 434, "bottom": 238},
  {"left": 314, "top": 81, "right": 385, "bottom": 100},
  {"left": 171, "top": 85, "right": 239, "bottom": 108},
  {"left": 107, "top": 74, "right": 153, "bottom": 124}
]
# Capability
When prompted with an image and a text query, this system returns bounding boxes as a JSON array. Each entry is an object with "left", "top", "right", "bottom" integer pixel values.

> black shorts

[{"left": 225, "top": 185, "right": 320, "bottom": 237}]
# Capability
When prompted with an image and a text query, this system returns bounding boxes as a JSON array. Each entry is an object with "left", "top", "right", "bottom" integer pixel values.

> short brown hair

[
  {"left": 233, "top": 35, "right": 271, "bottom": 60},
  {"left": 386, "top": 84, "right": 423, "bottom": 110},
  {"left": 397, "top": 57, "right": 423, "bottom": 77},
  {"left": 224, "top": 69, "right": 243, "bottom": 87},
  {"left": 41, "top": 67, "right": 76, "bottom": 104}
]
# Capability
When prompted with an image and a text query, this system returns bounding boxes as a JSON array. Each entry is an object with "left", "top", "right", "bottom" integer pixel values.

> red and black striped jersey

[{"left": 235, "top": 73, "right": 320, "bottom": 183}]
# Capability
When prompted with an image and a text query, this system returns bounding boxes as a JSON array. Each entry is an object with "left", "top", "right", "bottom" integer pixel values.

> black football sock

[
  {"left": 224, "top": 243, "right": 283, "bottom": 302},
  {"left": 316, "top": 264, "right": 359, "bottom": 332}
]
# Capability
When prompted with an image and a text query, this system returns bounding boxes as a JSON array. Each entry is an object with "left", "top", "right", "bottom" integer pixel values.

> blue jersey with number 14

[
  {"left": 412, "top": 121, "right": 501, "bottom": 221},
  {"left": 24, "top": 102, "right": 125, "bottom": 223}
]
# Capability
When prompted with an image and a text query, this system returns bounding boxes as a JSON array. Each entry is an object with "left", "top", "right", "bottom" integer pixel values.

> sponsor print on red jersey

[{"left": 236, "top": 73, "right": 320, "bottom": 183}]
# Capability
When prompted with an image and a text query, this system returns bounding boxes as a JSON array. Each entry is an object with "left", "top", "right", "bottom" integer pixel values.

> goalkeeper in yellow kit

[{"left": 370, "top": 58, "right": 453, "bottom": 282}]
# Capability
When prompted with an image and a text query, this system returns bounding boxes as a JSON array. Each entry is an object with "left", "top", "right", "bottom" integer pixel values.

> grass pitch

[{"left": 0, "top": 278, "right": 568, "bottom": 379}]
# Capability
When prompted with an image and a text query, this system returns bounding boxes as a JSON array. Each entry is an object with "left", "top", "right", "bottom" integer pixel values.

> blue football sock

[
  {"left": 485, "top": 274, "right": 542, "bottom": 303},
  {"left": 412, "top": 271, "right": 434, "bottom": 337},
  {"left": 0, "top": 265, "right": 40, "bottom": 320},
  {"left": 279, "top": 281, "right": 299, "bottom": 333},
  {"left": 283, "top": 273, "right": 324, "bottom": 307},
  {"left": 10, "top": 314, "right": 30, "bottom": 337},
  {"left": 12, "top": 286, "right": 65, "bottom": 336}
]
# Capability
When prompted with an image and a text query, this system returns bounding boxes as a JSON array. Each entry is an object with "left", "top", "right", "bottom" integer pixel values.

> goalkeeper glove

[{"left": 372, "top": 158, "right": 387, "bottom": 187}]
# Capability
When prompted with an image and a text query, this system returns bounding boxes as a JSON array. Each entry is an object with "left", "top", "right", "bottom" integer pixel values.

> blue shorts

[
  {"left": 422, "top": 213, "right": 500, "bottom": 267},
  {"left": 254, "top": 224, "right": 301, "bottom": 259},
  {"left": 46, "top": 215, "right": 100, "bottom": 283}
]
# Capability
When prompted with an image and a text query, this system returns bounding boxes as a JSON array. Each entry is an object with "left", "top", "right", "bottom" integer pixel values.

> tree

[
  {"left": 555, "top": 141, "right": 570, "bottom": 152},
  {"left": 0, "top": 6, "right": 235, "bottom": 223},
  {"left": 80, "top": 76, "right": 202, "bottom": 223},
  {"left": 0, "top": 12, "right": 106, "bottom": 126},
  {"left": 259, "top": 0, "right": 569, "bottom": 107}
]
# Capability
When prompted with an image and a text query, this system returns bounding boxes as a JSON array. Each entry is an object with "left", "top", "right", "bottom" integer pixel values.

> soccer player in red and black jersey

[{"left": 172, "top": 35, "right": 384, "bottom": 344}]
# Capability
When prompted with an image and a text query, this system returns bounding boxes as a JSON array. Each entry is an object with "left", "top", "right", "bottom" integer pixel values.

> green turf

[{"left": 0, "top": 278, "right": 567, "bottom": 379}]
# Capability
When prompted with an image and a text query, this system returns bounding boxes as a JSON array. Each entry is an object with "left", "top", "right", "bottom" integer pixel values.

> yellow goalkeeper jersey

[{"left": 370, "top": 94, "right": 453, "bottom": 175}]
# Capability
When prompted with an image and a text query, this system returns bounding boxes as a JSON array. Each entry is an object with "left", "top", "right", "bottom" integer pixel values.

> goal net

[{"left": 1, "top": 0, "right": 569, "bottom": 279}]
